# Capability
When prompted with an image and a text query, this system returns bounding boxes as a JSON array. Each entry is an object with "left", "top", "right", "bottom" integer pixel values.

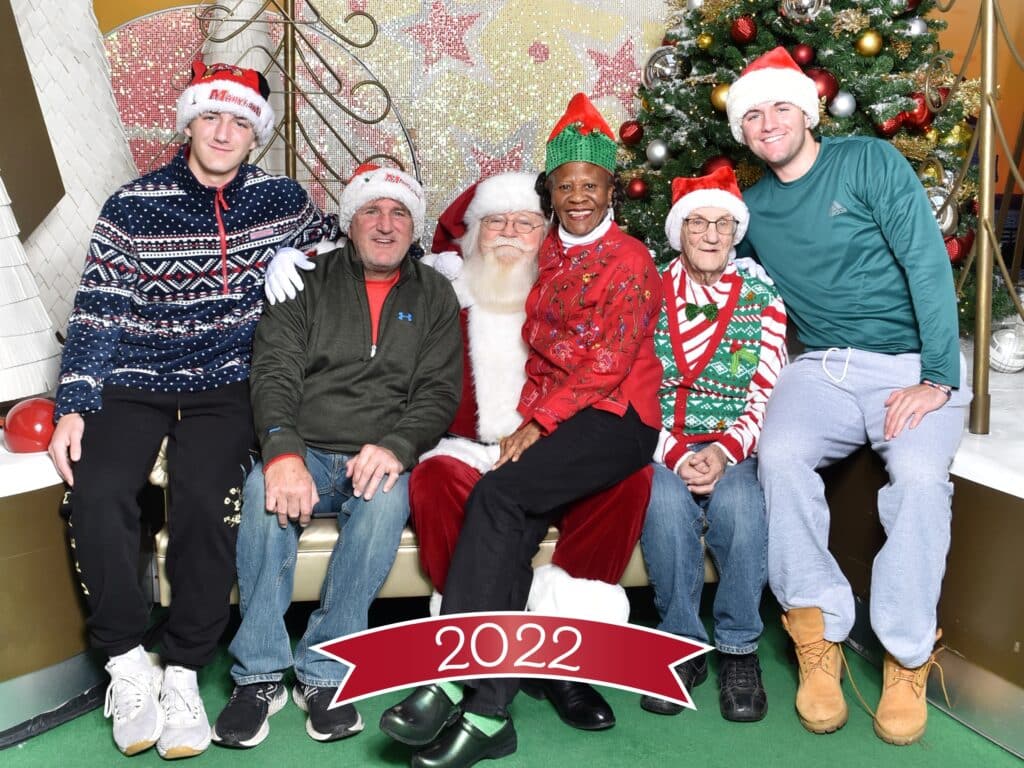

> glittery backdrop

[{"left": 105, "top": 1, "right": 668, "bottom": 240}]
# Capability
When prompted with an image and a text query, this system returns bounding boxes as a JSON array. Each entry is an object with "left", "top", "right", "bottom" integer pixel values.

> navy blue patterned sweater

[{"left": 54, "top": 147, "right": 338, "bottom": 418}]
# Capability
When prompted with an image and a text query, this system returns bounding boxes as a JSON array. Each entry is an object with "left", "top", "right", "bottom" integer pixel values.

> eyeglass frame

[
  {"left": 683, "top": 216, "right": 738, "bottom": 236},
  {"left": 480, "top": 214, "right": 547, "bottom": 234}
]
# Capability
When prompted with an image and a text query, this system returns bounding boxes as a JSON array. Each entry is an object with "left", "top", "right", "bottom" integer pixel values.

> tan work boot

[
  {"left": 874, "top": 632, "right": 943, "bottom": 746},
  {"left": 781, "top": 608, "right": 848, "bottom": 733}
]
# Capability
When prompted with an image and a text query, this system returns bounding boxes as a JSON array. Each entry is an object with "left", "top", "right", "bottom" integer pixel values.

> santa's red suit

[{"left": 409, "top": 258, "right": 652, "bottom": 623}]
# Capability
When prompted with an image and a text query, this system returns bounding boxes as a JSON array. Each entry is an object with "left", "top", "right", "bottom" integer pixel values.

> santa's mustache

[{"left": 488, "top": 236, "right": 530, "bottom": 251}]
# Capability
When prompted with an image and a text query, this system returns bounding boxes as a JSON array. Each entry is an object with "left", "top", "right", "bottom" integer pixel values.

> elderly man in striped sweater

[{"left": 639, "top": 166, "right": 786, "bottom": 724}]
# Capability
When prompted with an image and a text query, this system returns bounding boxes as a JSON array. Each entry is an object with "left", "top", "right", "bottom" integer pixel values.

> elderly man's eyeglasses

[
  {"left": 481, "top": 215, "right": 545, "bottom": 234},
  {"left": 684, "top": 216, "right": 738, "bottom": 235}
]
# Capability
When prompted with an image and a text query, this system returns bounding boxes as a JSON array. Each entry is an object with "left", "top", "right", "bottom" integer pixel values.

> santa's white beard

[{"left": 463, "top": 243, "right": 538, "bottom": 313}]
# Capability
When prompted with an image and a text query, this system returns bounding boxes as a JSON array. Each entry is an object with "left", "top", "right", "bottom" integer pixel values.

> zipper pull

[{"left": 370, "top": 344, "right": 377, "bottom": 358}]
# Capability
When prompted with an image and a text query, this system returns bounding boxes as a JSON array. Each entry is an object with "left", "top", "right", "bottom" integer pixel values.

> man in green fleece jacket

[
  {"left": 212, "top": 164, "right": 462, "bottom": 750},
  {"left": 726, "top": 47, "right": 970, "bottom": 746}
]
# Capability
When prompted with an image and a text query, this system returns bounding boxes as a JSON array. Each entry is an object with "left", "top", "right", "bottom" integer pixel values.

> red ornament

[
  {"left": 625, "top": 177, "right": 649, "bottom": 200},
  {"left": 2, "top": 397, "right": 56, "bottom": 453},
  {"left": 790, "top": 44, "right": 815, "bottom": 66},
  {"left": 619, "top": 120, "right": 644, "bottom": 147},
  {"left": 730, "top": 15, "right": 758, "bottom": 45},
  {"left": 805, "top": 68, "right": 839, "bottom": 103},
  {"left": 945, "top": 230, "right": 975, "bottom": 265},
  {"left": 903, "top": 92, "right": 932, "bottom": 132},
  {"left": 875, "top": 113, "right": 904, "bottom": 138},
  {"left": 898, "top": 0, "right": 922, "bottom": 14},
  {"left": 701, "top": 155, "right": 736, "bottom": 175}
]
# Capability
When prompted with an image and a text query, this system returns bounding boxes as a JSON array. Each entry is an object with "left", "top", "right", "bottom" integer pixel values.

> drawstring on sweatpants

[{"left": 821, "top": 347, "right": 852, "bottom": 384}]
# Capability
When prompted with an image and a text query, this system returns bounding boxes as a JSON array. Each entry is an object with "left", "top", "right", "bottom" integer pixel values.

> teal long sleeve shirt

[{"left": 738, "top": 136, "right": 960, "bottom": 387}]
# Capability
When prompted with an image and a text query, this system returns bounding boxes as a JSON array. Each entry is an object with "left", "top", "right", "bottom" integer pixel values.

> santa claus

[{"left": 406, "top": 172, "right": 653, "bottom": 732}]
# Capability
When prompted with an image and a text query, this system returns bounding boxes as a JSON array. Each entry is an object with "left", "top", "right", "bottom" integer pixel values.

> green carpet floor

[{"left": 4, "top": 592, "right": 1019, "bottom": 768}]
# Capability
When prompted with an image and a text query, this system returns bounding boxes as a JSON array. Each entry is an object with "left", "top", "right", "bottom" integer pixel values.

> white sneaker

[
  {"left": 104, "top": 646, "right": 164, "bottom": 756},
  {"left": 157, "top": 665, "right": 212, "bottom": 759}
]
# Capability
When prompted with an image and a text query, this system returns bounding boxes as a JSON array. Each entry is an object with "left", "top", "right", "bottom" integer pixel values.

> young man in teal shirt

[{"left": 725, "top": 47, "right": 970, "bottom": 746}]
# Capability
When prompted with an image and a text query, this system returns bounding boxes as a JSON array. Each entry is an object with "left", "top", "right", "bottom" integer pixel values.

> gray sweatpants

[{"left": 758, "top": 348, "right": 970, "bottom": 668}]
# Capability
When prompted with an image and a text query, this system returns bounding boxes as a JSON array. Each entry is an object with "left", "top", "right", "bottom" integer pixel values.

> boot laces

[{"left": 720, "top": 656, "right": 759, "bottom": 689}]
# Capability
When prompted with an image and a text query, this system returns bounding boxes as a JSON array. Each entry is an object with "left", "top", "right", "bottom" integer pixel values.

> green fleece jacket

[{"left": 250, "top": 241, "right": 462, "bottom": 469}]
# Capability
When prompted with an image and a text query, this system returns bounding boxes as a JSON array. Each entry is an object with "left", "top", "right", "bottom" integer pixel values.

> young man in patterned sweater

[
  {"left": 47, "top": 62, "right": 338, "bottom": 760},
  {"left": 639, "top": 167, "right": 786, "bottom": 723}
]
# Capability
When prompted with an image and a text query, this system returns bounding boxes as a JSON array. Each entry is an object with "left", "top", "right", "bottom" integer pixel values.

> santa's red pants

[{"left": 409, "top": 455, "right": 652, "bottom": 592}]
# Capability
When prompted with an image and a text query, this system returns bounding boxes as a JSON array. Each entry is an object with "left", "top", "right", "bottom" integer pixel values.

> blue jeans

[
  {"left": 229, "top": 446, "right": 410, "bottom": 687},
  {"left": 641, "top": 459, "right": 767, "bottom": 655}
]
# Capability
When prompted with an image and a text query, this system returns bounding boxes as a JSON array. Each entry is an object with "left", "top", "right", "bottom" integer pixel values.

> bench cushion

[{"left": 153, "top": 520, "right": 717, "bottom": 607}]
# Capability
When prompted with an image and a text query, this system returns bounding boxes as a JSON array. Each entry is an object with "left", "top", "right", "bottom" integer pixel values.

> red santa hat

[
  {"left": 545, "top": 93, "right": 618, "bottom": 175},
  {"left": 176, "top": 61, "right": 276, "bottom": 146},
  {"left": 664, "top": 165, "right": 749, "bottom": 251},
  {"left": 338, "top": 162, "right": 426, "bottom": 238},
  {"left": 725, "top": 46, "right": 820, "bottom": 144},
  {"left": 432, "top": 172, "right": 542, "bottom": 255}
]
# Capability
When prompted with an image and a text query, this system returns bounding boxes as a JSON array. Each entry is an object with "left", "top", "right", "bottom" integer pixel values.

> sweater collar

[
  {"left": 557, "top": 208, "right": 614, "bottom": 247},
  {"left": 169, "top": 145, "right": 251, "bottom": 197}
]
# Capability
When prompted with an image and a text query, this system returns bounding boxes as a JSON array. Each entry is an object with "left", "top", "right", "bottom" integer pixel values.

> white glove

[
  {"left": 733, "top": 256, "right": 774, "bottom": 286},
  {"left": 265, "top": 247, "right": 316, "bottom": 305},
  {"left": 421, "top": 250, "right": 463, "bottom": 281}
]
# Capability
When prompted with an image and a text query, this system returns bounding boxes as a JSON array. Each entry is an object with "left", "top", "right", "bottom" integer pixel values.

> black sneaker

[
  {"left": 640, "top": 655, "right": 709, "bottom": 715},
  {"left": 211, "top": 682, "right": 287, "bottom": 748},
  {"left": 718, "top": 652, "right": 767, "bottom": 722},
  {"left": 292, "top": 684, "right": 364, "bottom": 742}
]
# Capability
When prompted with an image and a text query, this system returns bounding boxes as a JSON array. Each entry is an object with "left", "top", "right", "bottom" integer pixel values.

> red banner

[{"left": 314, "top": 613, "right": 709, "bottom": 709}]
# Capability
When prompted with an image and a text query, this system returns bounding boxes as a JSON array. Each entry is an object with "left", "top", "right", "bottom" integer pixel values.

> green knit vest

[{"left": 655, "top": 275, "right": 774, "bottom": 438}]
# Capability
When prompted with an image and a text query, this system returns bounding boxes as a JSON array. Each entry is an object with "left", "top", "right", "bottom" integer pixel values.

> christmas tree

[{"left": 616, "top": 0, "right": 1007, "bottom": 331}]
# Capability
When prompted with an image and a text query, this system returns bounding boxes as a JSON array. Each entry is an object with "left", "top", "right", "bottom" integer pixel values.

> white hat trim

[
  {"left": 725, "top": 67, "right": 820, "bottom": 143},
  {"left": 464, "top": 172, "right": 542, "bottom": 226},
  {"left": 176, "top": 78, "right": 276, "bottom": 147},
  {"left": 338, "top": 167, "right": 426, "bottom": 239},
  {"left": 665, "top": 188, "right": 750, "bottom": 251}
]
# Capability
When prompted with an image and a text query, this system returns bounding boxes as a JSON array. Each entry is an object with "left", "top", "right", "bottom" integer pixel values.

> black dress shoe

[
  {"left": 379, "top": 685, "right": 461, "bottom": 746},
  {"left": 640, "top": 654, "right": 709, "bottom": 715},
  {"left": 718, "top": 652, "right": 767, "bottom": 722},
  {"left": 520, "top": 679, "right": 615, "bottom": 731},
  {"left": 411, "top": 716, "right": 516, "bottom": 768}
]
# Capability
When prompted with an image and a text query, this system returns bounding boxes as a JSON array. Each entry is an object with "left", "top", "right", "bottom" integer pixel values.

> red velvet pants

[{"left": 409, "top": 455, "right": 652, "bottom": 593}]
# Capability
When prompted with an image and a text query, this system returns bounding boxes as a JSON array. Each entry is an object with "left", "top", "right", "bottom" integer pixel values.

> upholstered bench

[{"left": 153, "top": 520, "right": 718, "bottom": 607}]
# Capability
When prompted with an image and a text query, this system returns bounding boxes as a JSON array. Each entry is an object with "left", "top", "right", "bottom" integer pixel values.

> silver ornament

[
  {"left": 780, "top": 0, "right": 829, "bottom": 24},
  {"left": 906, "top": 18, "right": 928, "bottom": 36},
  {"left": 928, "top": 189, "right": 959, "bottom": 237},
  {"left": 646, "top": 139, "right": 669, "bottom": 168},
  {"left": 643, "top": 46, "right": 688, "bottom": 88},
  {"left": 827, "top": 90, "right": 857, "bottom": 118},
  {"left": 686, "top": 0, "right": 703, "bottom": 10}
]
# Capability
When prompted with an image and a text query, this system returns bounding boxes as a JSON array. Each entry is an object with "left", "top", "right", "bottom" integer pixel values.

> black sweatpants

[
  {"left": 68, "top": 383, "right": 255, "bottom": 668},
  {"left": 440, "top": 405, "right": 658, "bottom": 717}
]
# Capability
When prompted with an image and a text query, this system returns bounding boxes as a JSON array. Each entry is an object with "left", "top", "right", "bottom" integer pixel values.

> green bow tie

[{"left": 685, "top": 302, "right": 719, "bottom": 322}]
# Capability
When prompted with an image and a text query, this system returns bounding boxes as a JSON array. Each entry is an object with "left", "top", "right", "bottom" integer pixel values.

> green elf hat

[{"left": 545, "top": 93, "right": 618, "bottom": 175}]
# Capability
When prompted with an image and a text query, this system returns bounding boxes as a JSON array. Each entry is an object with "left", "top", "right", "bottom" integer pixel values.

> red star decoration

[
  {"left": 471, "top": 143, "right": 525, "bottom": 177},
  {"left": 404, "top": 0, "right": 480, "bottom": 72},
  {"left": 588, "top": 40, "right": 641, "bottom": 113}
]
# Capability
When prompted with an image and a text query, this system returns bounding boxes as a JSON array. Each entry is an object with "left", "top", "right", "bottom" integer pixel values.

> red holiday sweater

[{"left": 518, "top": 222, "right": 663, "bottom": 433}]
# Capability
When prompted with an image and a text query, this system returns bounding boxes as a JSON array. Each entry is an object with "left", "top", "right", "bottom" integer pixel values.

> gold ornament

[
  {"left": 855, "top": 30, "right": 883, "bottom": 57},
  {"left": 942, "top": 122, "right": 972, "bottom": 147},
  {"left": 924, "top": 127, "right": 939, "bottom": 145},
  {"left": 891, "top": 135, "right": 932, "bottom": 163},
  {"left": 892, "top": 40, "right": 912, "bottom": 59},
  {"left": 696, "top": 33, "right": 714, "bottom": 50},
  {"left": 832, "top": 8, "right": 870, "bottom": 34},
  {"left": 698, "top": 0, "right": 737, "bottom": 23},
  {"left": 710, "top": 83, "right": 730, "bottom": 111},
  {"left": 641, "top": 96, "right": 651, "bottom": 111}
]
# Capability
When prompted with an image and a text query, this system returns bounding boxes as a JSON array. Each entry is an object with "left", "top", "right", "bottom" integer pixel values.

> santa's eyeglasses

[{"left": 481, "top": 215, "right": 546, "bottom": 234}]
